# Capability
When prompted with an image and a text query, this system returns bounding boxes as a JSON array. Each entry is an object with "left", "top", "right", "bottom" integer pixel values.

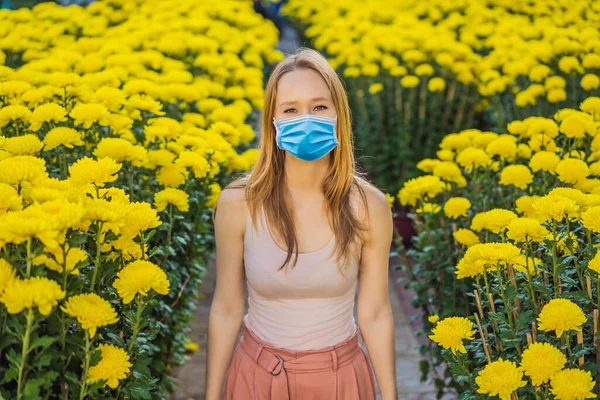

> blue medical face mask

[{"left": 273, "top": 114, "right": 338, "bottom": 162}]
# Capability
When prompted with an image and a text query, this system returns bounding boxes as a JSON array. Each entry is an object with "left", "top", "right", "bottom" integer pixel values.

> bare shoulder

[
  {"left": 353, "top": 178, "right": 392, "bottom": 227},
  {"left": 215, "top": 178, "right": 248, "bottom": 237}
]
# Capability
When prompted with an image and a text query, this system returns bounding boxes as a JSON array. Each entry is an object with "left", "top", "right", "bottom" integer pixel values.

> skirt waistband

[{"left": 239, "top": 325, "right": 363, "bottom": 400}]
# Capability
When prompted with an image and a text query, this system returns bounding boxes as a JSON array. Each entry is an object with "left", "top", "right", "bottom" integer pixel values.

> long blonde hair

[{"left": 229, "top": 47, "right": 370, "bottom": 273}]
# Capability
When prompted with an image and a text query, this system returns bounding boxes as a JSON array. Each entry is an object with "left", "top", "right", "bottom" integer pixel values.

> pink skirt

[{"left": 224, "top": 325, "right": 377, "bottom": 400}]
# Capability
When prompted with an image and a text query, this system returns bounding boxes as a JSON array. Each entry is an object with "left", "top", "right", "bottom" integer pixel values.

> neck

[{"left": 283, "top": 155, "right": 329, "bottom": 195}]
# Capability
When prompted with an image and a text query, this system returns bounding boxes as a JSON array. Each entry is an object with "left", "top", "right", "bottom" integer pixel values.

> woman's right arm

[{"left": 205, "top": 187, "right": 247, "bottom": 400}]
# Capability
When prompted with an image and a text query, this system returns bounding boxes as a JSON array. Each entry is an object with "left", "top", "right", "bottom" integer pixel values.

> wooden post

[
  {"left": 578, "top": 330, "right": 584, "bottom": 367},
  {"left": 587, "top": 277, "right": 593, "bottom": 300},
  {"left": 532, "top": 322, "right": 538, "bottom": 342},
  {"left": 488, "top": 293, "right": 503, "bottom": 351},
  {"left": 474, "top": 290, "right": 484, "bottom": 318},
  {"left": 475, "top": 313, "right": 492, "bottom": 363}
]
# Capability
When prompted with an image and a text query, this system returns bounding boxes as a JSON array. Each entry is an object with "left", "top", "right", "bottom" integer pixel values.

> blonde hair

[{"left": 228, "top": 47, "right": 370, "bottom": 273}]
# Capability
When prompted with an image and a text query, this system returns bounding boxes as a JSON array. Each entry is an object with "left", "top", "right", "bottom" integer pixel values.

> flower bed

[
  {"left": 0, "top": 1, "right": 282, "bottom": 398},
  {"left": 398, "top": 97, "right": 600, "bottom": 398},
  {"left": 282, "top": 0, "right": 600, "bottom": 193}
]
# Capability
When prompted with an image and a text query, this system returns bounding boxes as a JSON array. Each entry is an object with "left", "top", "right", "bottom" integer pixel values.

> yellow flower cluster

[
  {"left": 0, "top": 0, "right": 278, "bottom": 396},
  {"left": 283, "top": 0, "right": 600, "bottom": 123},
  {"left": 406, "top": 96, "right": 600, "bottom": 396}
]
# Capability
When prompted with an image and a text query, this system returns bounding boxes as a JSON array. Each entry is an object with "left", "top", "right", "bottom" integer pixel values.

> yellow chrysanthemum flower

[
  {"left": 0, "top": 276, "right": 65, "bottom": 315},
  {"left": 146, "top": 149, "right": 176, "bottom": 169},
  {"left": 455, "top": 243, "right": 521, "bottom": 279},
  {"left": 2, "top": 134, "right": 43, "bottom": 155},
  {"left": 581, "top": 206, "right": 600, "bottom": 234},
  {"left": 476, "top": 358, "right": 526, "bottom": 400},
  {"left": 69, "top": 102, "right": 110, "bottom": 128},
  {"left": 515, "top": 195, "right": 539, "bottom": 218},
  {"left": 206, "top": 183, "right": 221, "bottom": 209},
  {"left": 580, "top": 97, "right": 600, "bottom": 115},
  {"left": 0, "top": 205, "right": 60, "bottom": 248},
  {"left": 33, "top": 246, "right": 88, "bottom": 275},
  {"left": 385, "top": 193, "right": 394, "bottom": 208},
  {"left": 0, "top": 182, "right": 22, "bottom": 214},
  {"left": 68, "top": 157, "right": 121, "bottom": 188},
  {"left": 28, "top": 103, "right": 67, "bottom": 131},
  {"left": 0, "top": 258, "right": 17, "bottom": 294},
  {"left": 529, "top": 151, "right": 560, "bottom": 174},
  {"left": 87, "top": 344, "right": 132, "bottom": 389},
  {"left": 550, "top": 369, "right": 596, "bottom": 400},
  {"left": 520, "top": 342, "right": 566, "bottom": 386},
  {"left": 113, "top": 260, "right": 170, "bottom": 304},
  {"left": 453, "top": 228, "right": 480, "bottom": 247},
  {"left": 532, "top": 195, "right": 579, "bottom": 223},
  {"left": 560, "top": 114, "right": 596, "bottom": 139},
  {"left": 588, "top": 251, "right": 600, "bottom": 274},
  {"left": 427, "top": 314, "right": 440, "bottom": 324},
  {"left": 398, "top": 175, "right": 447, "bottom": 207},
  {"left": 416, "top": 158, "right": 441, "bottom": 173},
  {"left": 61, "top": 293, "right": 119, "bottom": 337},
  {"left": 429, "top": 316, "right": 475, "bottom": 355},
  {"left": 156, "top": 164, "right": 188, "bottom": 188},
  {"left": 43, "top": 127, "right": 84, "bottom": 151},
  {"left": 368, "top": 83, "right": 383, "bottom": 95},
  {"left": 538, "top": 298, "right": 586, "bottom": 337},
  {"left": 444, "top": 197, "right": 471, "bottom": 219},
  {"left": 486, "top": 137, "right": 517, "bottom": 161},
  {"left": 416, "top": 203, "right": 441, "bottom": 214},
  {"left": 506, "top": 218, "right": 549, "bottom": 243},
  {"left": 471, "top": 209, "right": 517, "bottom": 234},
  {"left": 0, "top": 155, "right": 47, "bottom": 186},
  {"left": 512, "top": 255, "right": 541, "bottom": 276},
  {"left": 556, "top": 159, "right": 589, "bottom": 184},
  {"left": 154, "top": 187, "right": 189, "bottom": 212},
  {"left": 175, "top": 151, "right": 211, "bottom": 179},
  {"left": 0, "top": 105, "right": 32, "bottom": 128},
  {"left": 186, "top": 340, "right": 200, "bottom": 352},
  {"left": 455, "top": 147, "right": 491, "bottom": 171},
  {"left": 428, "top": 77, "right": 445, "bottom": 92},
  {"left": 93, "top": 138, "right": 147, "bottom": 167},
  {"left": 499, "top": 165, "right": 533, "bottom": 190},
  {"left": 119, "top": 202, "right": 161, "bottom": 239}
]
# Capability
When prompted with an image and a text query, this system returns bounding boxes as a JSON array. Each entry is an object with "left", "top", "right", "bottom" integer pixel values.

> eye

[
  {"left": 283, "top": 108, "right": 296, "bottom": 113},
  {"left": 315, "top": 105, "right": 328, "bottom": 111}
]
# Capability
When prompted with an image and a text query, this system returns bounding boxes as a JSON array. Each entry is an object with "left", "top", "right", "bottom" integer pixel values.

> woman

[{"left": 205, "top": 47, "right": 397, "bottom": 400}]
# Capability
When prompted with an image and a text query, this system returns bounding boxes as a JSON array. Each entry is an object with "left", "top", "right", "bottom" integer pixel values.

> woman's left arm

[{"left": 356, "top": 187, "right": 397, "bottom": 400}]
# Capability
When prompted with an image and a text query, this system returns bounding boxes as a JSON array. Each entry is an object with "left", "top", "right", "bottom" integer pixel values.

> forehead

[{"left": 276, "top": 68, "right": 332, "bottom": 103}]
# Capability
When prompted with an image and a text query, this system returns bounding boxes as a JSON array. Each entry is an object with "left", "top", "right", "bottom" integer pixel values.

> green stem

[
  {"left": 26, "top": 237, "right": 32, "bottom": 277},
  {"left": 17, "top": 309, "right": 34, "bottom": 400},
  {"left": 597, "top": 275, "right": 600, "bottom": 313},
  {"left": 128, "top": 298, "right": 144, "bottom": 354},
  {"left": 483, "top": 267, "right": 491, "bottom": 298},
  {"left": 62, "top": 244, "right": 69, "bottom": 291},
  {"left": 495, "top": 267, "right": 514, "bottom": 330},
  {"left": 525, "top": 245, "right": 539, "bottom": 314},
  {"left": 90, "top": 222, "right": 103, "bottom": 292},
  {"left": 564, "top": 331, "right": 572, "bottom": 361},
  {"left": 80, "top": 331, "right": 91, "bottom": 400},
  {"left": 552, "top": 222, "right": 559, "bottom": 298}
]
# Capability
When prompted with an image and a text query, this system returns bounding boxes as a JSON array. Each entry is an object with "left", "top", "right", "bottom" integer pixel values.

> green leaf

[
  {"left": 1, "top": 367, "right": 18, "bottom": 384},
  {"left": 28, "top": 336, "right": 56, "bottom": 353},
  {"left": 23, "top": 378, "right": 43, "bottom": 397}
]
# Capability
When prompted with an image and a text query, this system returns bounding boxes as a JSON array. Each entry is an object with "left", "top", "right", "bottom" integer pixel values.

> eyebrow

[{"left": 279, "top": 97, "right": 330, "bottom": 107}]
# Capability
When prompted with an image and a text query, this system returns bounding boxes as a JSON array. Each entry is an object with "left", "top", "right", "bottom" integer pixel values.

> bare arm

[
  {"left": 356, "top": 185, "right": 397, "bottom": 400},
  {"left": 205, "top": 187, "right": 247, "bottom": 400}
]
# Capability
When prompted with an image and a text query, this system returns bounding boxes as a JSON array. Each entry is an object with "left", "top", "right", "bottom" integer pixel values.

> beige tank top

[{"left": 242, "top": 204, "right": 360, "bottom": 351}]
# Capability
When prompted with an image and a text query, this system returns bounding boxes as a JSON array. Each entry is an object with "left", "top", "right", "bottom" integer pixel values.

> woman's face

[{"left": 273, "top": 68, "right": 337, "bottom": 121}]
